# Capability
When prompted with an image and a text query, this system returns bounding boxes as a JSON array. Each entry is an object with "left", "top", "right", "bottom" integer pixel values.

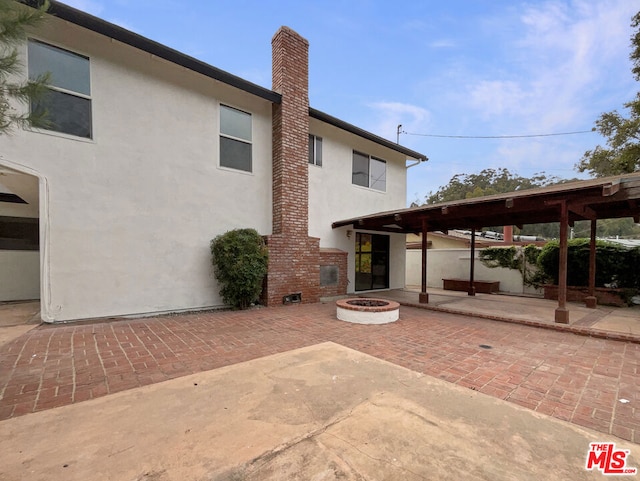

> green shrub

[
  {"left": 480, "top": 246, "right": 519, "bottom": 270},
  {"left": 536, "top": 239, "right": 640, "bottom": 288},
  {"left": 210, "top": 228, "right": 268, "bottom": 309},
  {"left": 617, "top": 247, "right": 640, "bottom": 289},
  {"left": 479, "top": 245, "right": 548, "bottom": 288}
]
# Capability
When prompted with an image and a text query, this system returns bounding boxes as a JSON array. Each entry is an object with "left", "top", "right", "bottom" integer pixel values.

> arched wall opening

[{"left": 0, "top": 163, "right": 43, "bottom": 322}]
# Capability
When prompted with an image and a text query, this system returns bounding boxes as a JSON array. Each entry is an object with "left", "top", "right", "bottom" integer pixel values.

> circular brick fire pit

[{"left": 336, "top": 298, "right": 400, "bottom": 324}]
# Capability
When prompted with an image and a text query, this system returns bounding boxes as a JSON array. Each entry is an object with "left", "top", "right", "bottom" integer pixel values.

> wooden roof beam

[
  {"left": 603, "top": 181, "right": 621, "bottom": 196},
  {"left": 371, "top": 226, "right": 413, "bottom": 233},
  {"left": 569, "top": 204, "right": 597, "bottom": 220}
]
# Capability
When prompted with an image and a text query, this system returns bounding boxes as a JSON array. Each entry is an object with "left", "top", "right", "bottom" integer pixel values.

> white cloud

[
  {"left": 469, "top": 80, "right": 530, "bottom": 119},
  {"left": 467, "top": 0, "right": 637, "bottom": 134},
  {"left": 518, "top": 0, "right": 634, "bottom": 85},
  {"left": 429, "top": 39, "right": 456, "bottom": 49},
  {"left": 365, "top": 101, "right": 431, "bottom": 143},
  {"left": 520, "top": 1, "right": 571, "bottom": 34}
]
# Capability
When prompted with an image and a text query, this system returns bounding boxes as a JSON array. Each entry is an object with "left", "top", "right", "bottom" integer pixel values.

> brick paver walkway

[{"left": 1, "top": 303, "right": 639, "bottom": 443}]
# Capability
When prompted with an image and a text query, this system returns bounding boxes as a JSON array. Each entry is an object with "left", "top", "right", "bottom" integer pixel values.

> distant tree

[
  {"left": 572, "top": 218, "right": 640, "bottom": 239},
  {"left": 419, "top": 168, "right": 566, "bottom": 238},
  {"left": 418, "top": 168, "right": 639, "bottom": 239},
  {"left": 576, "top": 11, "right": 640, "bottom": 177},
  {"left": 486, "top": 218, "right": 640, "bottom": 240},
  {"left": 0, "top": 0, "right": 50, "bottom": 134},
  {"left": 423, "top": 168, "right": 561, "bottom": 205}
]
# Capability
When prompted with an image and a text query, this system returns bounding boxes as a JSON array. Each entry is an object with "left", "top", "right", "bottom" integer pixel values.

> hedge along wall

[{"left": 536, "top": 239, "right": 640, "bottom": 289}]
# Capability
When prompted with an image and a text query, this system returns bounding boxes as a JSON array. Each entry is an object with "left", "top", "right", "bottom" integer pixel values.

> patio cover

[{"left": 333, "top": 173, "right": 640, "bottom": 323}]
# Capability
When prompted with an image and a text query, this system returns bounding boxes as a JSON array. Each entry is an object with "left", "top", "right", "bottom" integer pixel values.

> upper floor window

[
  {"left": 28, "top": 40, "right": 92, "bottom": 139},
  {"left": 220, "top": 104, "right": 252, "bottom": 172},
  {"left": 308, "top": 134, "right": 322, "bottom": 166},
  {"left": 352, "top": 151, "right": 386, "bottom": 192}
]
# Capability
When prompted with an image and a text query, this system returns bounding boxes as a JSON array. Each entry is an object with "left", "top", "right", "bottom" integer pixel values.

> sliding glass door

[{"left": 355, "top": 233, "right": 389, "bottom": 291}]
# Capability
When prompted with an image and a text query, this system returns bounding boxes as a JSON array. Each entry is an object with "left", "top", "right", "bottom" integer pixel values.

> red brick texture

[
  {"left": 265, "top": 27, "right": 321, "bottom": 306},
  {"left": 263, "top": 235, "right": 320, "bottom": 305},
  {"left": 543, "top": 285, "right": 627, "bottom": 307},
  {"left": 271, "top": 26, "right": 310, "bottom": 238},
  {"left": 2, "top": 305, "right": 639, "bottom": 443},
  {"left": 319, "top": 248, "right": 348, "bottom": 298}
]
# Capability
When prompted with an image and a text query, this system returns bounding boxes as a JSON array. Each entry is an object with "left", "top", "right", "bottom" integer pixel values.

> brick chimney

[{"left": 263, "top": 27, "right": 320, "bottom": 306}]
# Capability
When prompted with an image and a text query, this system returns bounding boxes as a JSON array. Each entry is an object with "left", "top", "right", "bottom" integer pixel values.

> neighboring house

[
  {"left": 406, "top": 231, "right": 494, "bottom": 250},
  {"left": 0, "top": 2, "right": 426, "bottom": 322}
]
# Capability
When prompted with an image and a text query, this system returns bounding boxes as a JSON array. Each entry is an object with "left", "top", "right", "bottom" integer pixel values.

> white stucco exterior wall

[
  {"left": 0, "top": 17, "right": 419, "bottom": 320},
  {"left": 406, "top": 248, "right": 542, "bottom": 295},
  {"left": 0, "top": 169, "right": 40, "bottom": 301},
  {"left": 0, "top": 18, "right": 273, "bottom": 321},
  {"left": 0, "top": 251, "right": 39, "bottom": 301},
  {"left": 308, "top": 118, "right": 408, "bottom": 292}
]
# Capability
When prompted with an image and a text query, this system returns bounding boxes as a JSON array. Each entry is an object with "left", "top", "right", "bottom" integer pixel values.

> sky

[{"left": 63, "top": 0, "right": 638, "bottom": 206}]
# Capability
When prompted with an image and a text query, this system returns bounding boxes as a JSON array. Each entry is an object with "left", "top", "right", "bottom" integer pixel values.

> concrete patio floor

[
  {"left": 0, "top": 295, "right": 639, "bottom": 479},
  {"left": 379, "top": 287, "right": 640, "bottom": 341},
  {"left": 1, "top": 342, "right": 637, "bottom": 480},
  {"left": 0, "top": 301, "right": 40, "bottom": 346}
]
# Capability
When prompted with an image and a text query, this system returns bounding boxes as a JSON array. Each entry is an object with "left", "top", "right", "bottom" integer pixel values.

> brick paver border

[{"left": 1, "top": 303, "right": 638, "bottom": 444}]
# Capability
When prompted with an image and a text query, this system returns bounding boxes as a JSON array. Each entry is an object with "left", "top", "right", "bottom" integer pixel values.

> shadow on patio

[{"left": 360, "top": 287, "right": 640, "bottom": 343}]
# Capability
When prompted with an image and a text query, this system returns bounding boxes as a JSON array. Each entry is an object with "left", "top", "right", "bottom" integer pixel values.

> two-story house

[{"left": 0, "top": 1, "right": 427, "bottom": 322}]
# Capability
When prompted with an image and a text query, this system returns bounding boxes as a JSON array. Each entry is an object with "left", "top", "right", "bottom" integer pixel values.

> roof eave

[
  {"left": 309, "top": 108, "right": 428, "bottom": 161},
  {"left": 332, "top": 173, "right": 640, "bottom": 232},
  {"left": 25, "top": 1, "right": 430, "bottom": 161},
  {"left": 25, "top": 0, "right": 282, "bottom": 104}
]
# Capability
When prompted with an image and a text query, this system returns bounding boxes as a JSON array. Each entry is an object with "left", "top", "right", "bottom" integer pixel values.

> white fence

[{"left": 406, "top": 248, "right": 542, "bottom": 296}]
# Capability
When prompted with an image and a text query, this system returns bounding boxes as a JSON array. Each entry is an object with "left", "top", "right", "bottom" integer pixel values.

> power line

[{"left": 402, "top": 128, "right": 596, "bottom": 139}]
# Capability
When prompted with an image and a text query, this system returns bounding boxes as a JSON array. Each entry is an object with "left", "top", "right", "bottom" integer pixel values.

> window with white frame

[
  {"left": 352, "top": 151, "right": 386, "bottom": 191},
  {"left": 308, "top": 134, "right": 322, "bottom": 166},
  {"left": 220, "top": 104, "right": 252, "bottom": 172},
  {"left": 28, "top": 40, "right": 92, "bottom": 139}
]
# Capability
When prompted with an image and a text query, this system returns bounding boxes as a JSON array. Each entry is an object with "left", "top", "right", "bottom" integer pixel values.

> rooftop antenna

[{"left": 397, "top": 124, "right": 402, "bottom": 144}]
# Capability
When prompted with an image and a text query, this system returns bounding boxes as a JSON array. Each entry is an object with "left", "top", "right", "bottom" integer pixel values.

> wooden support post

[
  {"left": 468, "top": 229, "right": 476, "bottom": 296},
  {"left": 585, "top": 219, "right": 597, "bottom": 308},
  {"left": 419, "top": 219, "right": 429, "bottom": 303},
  {"left": 555, "top": 201, "right": 570, "bottom": 323}
]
